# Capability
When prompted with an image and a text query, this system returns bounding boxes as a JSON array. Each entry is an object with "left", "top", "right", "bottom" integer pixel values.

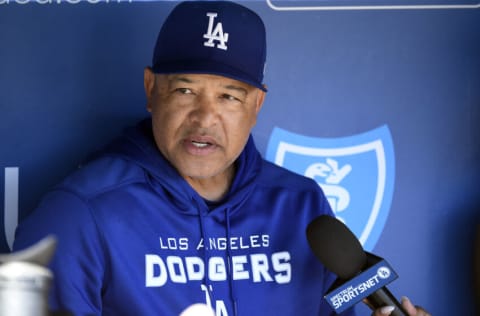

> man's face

[{"left": 144, "top": 69, "right": 265, "bottom": 184}]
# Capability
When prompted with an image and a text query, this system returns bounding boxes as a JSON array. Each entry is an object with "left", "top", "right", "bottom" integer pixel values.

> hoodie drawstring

[
  {"left": 225, "top": 208, "right": 238, "bottom": 316},
  {"left": 195, "top": 197, "right": 239, "bottom": 316},
  {"left": 196, "top": 199, "right": 215, "bottom": 309}
]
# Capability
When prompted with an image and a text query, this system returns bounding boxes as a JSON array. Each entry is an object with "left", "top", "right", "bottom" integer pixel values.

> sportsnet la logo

[
  {"left": 266, "top": 125, "right": 395, "bottom": 251},
  {"left": 203, "top": 12, "right": 229, "bottom": 50}
]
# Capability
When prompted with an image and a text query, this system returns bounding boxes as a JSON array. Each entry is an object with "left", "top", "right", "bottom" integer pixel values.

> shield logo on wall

[{"left": 266, "top": 125, "right": 395, "bottom": 251}]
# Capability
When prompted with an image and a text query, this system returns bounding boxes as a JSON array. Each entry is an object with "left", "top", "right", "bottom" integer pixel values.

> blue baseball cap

[{"left": 151, "top": 1, "right": 267, "bottom": 92}]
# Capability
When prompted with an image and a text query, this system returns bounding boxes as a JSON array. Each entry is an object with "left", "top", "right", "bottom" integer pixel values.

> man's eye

[
  {"left": 176, "top": 88, "right": 192, "bottom": 94},
  {"left": 222, "top": 94, "right": 240, "bottom": 102}
]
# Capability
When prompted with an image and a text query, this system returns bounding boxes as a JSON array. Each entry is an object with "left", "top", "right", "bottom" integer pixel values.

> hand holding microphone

[
  {"left": 306, "top": 215, "right": 431, "bottom": 316},
  {"left": 373, "top": 296, "right": 430, "bottom": 316}
]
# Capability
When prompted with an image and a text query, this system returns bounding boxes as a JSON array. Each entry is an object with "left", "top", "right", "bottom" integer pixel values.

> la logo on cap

[{"left": 203, "top": 12, "right": 229, "bottom": 50}]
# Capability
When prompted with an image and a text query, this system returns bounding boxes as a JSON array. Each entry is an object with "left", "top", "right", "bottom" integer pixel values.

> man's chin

[{"left": 178, "top": 163, "right": 233, "bottom": 182}]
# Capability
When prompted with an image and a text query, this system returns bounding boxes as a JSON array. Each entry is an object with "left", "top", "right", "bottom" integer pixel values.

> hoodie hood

[{"left": 98, "top": 118, "right": 263, "bottom": 220}]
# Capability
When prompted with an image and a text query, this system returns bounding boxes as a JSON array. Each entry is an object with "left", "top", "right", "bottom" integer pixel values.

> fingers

[
  {"left": 401, "top": 297, "right": 417, "bottom": 315},
  {"left": 371, "top": 297, "right": 432, "bottom": 316},
  {"left": 401, "top": 296, "right": 432, "bottom": 316},
  {"left": 371, "top": 305, "right": 395, "bottom": 316}
]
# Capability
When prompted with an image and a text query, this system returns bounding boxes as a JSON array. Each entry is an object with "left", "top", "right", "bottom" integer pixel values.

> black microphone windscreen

[{"left": 306, "top": 215, "right": 367, "bottom": 279}]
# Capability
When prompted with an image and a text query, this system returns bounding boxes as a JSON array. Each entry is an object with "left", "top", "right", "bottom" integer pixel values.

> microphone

[{"left": 306, "top": 215, "right": 409, "bottom": 315}]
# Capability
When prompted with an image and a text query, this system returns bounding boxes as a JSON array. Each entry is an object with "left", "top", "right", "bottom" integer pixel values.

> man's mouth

[{"left": 191, "top": 141, "right": 210, "bottom": 148}]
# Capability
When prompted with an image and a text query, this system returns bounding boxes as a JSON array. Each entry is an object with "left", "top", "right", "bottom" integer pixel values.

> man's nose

[{"left": 189, "top": 95, "right": 219, "bottom": 126}]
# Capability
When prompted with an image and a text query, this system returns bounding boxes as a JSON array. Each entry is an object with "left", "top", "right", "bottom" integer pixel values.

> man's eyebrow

[
  {"left": 169, "top": 76, "right": 195, "bottom": 84},
  {"left": 224, "top": 84, "right": 248, "bottom": 96},
  {"left": 166, "top": 75, "right": 249, "bottom": 95}
]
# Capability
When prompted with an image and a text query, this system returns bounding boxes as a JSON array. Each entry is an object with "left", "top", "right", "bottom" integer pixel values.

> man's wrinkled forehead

[{"left": 155, "top": 73, "right": 254, "bottom": 94}]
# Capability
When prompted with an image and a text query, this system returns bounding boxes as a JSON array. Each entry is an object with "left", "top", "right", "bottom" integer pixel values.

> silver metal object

[{"left": 0, "top": 236, "right": 57, "bottom": 316}]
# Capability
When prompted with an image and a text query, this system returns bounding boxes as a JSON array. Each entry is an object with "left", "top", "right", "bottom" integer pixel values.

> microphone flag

[{"left": 324, "top": 253, "right": 398, "bottom": 314}]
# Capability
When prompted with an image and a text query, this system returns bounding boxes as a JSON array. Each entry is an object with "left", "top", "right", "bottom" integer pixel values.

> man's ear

[
  {"left": 144, "top": 67, "right": 155, "bottom": 112},
  {"left": 255, "top": 85, "right": 267, "bottom": 114}
]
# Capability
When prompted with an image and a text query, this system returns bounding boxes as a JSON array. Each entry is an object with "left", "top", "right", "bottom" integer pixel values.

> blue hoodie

[{"left": 13, "top": 119, "right": 356, "bottom": 316}]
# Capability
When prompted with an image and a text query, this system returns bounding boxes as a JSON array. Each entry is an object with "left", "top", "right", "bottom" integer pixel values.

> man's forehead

[{"left": 158, "top": 73, "right": 255, "bottom": 91}]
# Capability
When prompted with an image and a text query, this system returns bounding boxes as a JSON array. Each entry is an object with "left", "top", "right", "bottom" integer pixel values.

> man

[{"left": 13, "top": 2, "right": 429, "bottom": 315}]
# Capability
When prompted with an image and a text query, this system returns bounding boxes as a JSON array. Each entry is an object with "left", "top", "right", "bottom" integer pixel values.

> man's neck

[{"left": 184, "top": 165, "right": 235, "bottom": 202}]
